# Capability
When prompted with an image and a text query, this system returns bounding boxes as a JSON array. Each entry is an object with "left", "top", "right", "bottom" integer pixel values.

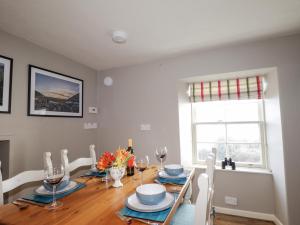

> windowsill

[{"left": 187, "top": 164, "right": 272, "bottom": 175}]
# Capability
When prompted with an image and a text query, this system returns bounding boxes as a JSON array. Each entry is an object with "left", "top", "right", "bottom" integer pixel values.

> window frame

[{"left": 191, "top": 100, "right": 268, "bottom": 169}]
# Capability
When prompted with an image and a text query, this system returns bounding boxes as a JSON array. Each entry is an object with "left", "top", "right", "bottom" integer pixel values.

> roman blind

[{"left": 189, "top": 76, "right": 264, "bottom": 102}]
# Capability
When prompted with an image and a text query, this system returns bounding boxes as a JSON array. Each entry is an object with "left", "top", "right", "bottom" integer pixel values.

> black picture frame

[
  {"left": 28, "top": 65, "right": 83, "bottom": 117},
  {"left": 0, "top": 54, "right": 13, "bottom": 114}
]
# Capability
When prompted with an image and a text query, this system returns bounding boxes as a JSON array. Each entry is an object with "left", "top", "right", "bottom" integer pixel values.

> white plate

[
  {"left": 158, "top": 170, "right": 187, "bottom": 179},
  {"left": 126, "top": 192, "right": 174, "bottom": 212},
  {"left": 35, "top": 181, "right": 77, "bottom": 196}
]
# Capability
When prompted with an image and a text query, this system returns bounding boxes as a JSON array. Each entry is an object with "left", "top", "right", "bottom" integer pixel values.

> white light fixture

[
  {"left": 112, "top": 30, "right": 128, "bottom": 44},
  {"left": 104, "top": 76, "right": 113, "bottom": 86}
]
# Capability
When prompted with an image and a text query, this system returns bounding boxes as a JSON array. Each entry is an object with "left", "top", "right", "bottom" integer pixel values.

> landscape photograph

[{"left": 34, "top": 72, "right": 80, "bottom": 113}]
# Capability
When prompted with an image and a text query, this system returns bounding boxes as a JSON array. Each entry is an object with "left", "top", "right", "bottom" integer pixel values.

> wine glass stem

[
  {"left": 160, "top": 159, "right": 163, "bottom": 170},
  {"left": 52, "top": 185, "right": 57, "bottom": 207},
  {"left": 140, "top": 172, "right": 143, "bottom": 185}
]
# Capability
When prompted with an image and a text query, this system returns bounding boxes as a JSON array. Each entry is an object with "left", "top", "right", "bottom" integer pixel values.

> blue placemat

[
  {"left": 22, "top": 182, "right": 86, "bottom": 204},
  {"left": 157, "top": 177, "right": 187, "bottom": 185},
  {"left": 82, "top": 170, "right": 106, "bottom": 177},
  {"left": 120, "top": 193, "right": 178, "bottom": 222},
  {"left": 120, "top": 207, "right": 172, "bottom": 222}
]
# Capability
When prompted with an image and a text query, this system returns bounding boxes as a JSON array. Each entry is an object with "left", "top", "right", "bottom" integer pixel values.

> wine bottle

[{"left": 126, "top": 138, "right": 135, "bottom": 176}]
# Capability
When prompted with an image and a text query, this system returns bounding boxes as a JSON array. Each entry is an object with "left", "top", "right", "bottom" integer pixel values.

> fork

[
  {"left": 12, "top": 201, "right": 29, "bottom": 210},
  {"left": 116, "top": 212, "right": 159, "bottom": 225}
]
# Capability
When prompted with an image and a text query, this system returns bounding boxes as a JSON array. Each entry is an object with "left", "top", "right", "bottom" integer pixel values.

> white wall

[
  {"left": 97, "top": 34, "right": 300, "bottom": 225},
  {"left": 264, "top": 70, "right": 289, "bottom": 224}
]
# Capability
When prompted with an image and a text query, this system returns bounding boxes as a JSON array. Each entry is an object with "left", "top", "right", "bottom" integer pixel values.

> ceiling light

[{"left": 112, "top": 30, "right": 128, "bottom": 44}]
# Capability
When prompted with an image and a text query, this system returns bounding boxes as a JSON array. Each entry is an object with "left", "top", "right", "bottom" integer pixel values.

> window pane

[
  {"left": 196, "top": 124, "right": 226, "bottom": 143},
  {"left": 192, "top": 101, "right": 225, "bottom": 122},
  {"left": 227, "top": 123, "right": 261, "bottom": 143},
  {"left": 196, "top": 143, "right": 226, "bottom": 162},
  {"left": 225, "top": 100, "right": 261, "bottom": 122},
  {"left": 227, "top": 144, "right": 262, "bottom": 164},
  {"left": 196, "top": 143, "right": 213, "bottom": 161}
]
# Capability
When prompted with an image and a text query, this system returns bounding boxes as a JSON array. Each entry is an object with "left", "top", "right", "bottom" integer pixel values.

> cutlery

[
  {"left": 16, "top": 198, "right": 46, "bottom": 207},
  {"left": 116, "top": 212, "right": 159, "bottom": 225},
  {"left": 81, "top": 176, "right": 94, "bottom": 184},
  {"left": 129, "top": 217, "right": 159, "bottom": 225},
  {"left": 12, "top": 201, "right": 29, "bottom": 210}
]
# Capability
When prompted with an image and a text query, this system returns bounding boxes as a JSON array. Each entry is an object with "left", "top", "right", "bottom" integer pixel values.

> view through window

[{"left": 192, "top": 99, "right": 267, "bottom": 167}]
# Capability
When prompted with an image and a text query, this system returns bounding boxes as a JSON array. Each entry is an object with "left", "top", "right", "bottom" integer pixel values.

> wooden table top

[{"left": 0, "top": 166, "right": 195, "bottom": 225}]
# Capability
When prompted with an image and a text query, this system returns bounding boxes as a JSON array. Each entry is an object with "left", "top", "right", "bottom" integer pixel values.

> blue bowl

[
  {"left": 43, "top": 176, "right": 70, "bottom": 192},
  {"left": 164, "top": 164, "right": 184, "bottom": 176},
  {"left": 136, "top": 184, "right": 166, "bottom": 205}
]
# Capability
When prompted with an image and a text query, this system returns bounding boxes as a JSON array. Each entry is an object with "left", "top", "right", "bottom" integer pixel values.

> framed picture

[
  {"left": 0, "top": 55, "right": 13, "bottom": 113},
  {"left": 28, "top": 65, "right": 83, "bottom": 117}
]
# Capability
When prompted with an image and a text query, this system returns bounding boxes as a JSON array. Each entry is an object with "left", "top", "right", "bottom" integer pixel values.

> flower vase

[{"left": 109, "top": 167, "right": 126, "bottom": 188}]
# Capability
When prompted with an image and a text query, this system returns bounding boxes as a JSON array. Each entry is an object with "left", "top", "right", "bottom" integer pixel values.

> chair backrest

[
  {"left": 61, "top": 145, "right": 97, "bottom": 177},
  {"left": 89, "top": 144, "right": 97, "bottom": 170},
  {"left": 194, "top": 173, "right": 210, "bottom": 225},
  {"left": 0, "top": 161, "right": 44, "bottom": 205},
  {"left": 206, "top": 155, "right": 215, "bottom": 189},
  {"left": 43, "top": 152, "right": 53, "bottom": 175},
  {"left": 210, "top": 148, "right": 217, "bottom": 166},
  {"left": 206, "top": 152, "right": 216, "bottom": 225}
]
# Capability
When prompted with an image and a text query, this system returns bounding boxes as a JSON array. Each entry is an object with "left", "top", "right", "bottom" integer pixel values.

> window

[{"left": 192, "top": 99, "right": 267, "bottom": 168}]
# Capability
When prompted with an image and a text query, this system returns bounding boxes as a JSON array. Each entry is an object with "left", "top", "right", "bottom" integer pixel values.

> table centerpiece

[{"left": 97, "top": 147, "right": 134, "bottom": 187}]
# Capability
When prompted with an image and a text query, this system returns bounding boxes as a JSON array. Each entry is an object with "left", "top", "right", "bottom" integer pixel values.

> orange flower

[
  {"left": 97, "top": 151, "right": 115, "bottom": 170},
  {"left": 97, "top": 147, "right": 135, "bottom": 169}
]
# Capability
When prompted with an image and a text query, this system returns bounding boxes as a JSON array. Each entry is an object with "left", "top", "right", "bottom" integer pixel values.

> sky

[{"left": 35, "top": 73, "right": 79, "bottom": 100}]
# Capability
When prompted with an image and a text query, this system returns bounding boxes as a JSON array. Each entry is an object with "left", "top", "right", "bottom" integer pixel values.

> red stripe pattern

[
  {"left": 200, "top": 82, "right": 204, "bottom": 101},
  {"left": 218, "top": 80, "right": 221, "bottom": 100},
  {"left": 236, "top": 79, "right": 240, "bottom": 100},
  {"left": 189, "top": 75, "right": 264, "bottom": 102},
  {"left": 256, "top": 76, "right": 261, "bottom": 99}
]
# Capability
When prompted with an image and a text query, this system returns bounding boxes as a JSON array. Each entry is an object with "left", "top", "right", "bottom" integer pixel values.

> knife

[{"left": 16, "top": 198, "right": 47, "bottom": 207}]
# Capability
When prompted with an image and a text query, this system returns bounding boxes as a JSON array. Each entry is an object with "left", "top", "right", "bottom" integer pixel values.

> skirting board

[{"left": 215, "top": 206, "right": 283, "bottom": 225}]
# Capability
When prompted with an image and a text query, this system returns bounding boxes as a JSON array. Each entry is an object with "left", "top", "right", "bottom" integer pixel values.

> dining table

[{"left": 0, "top": 165, "right": 195, "bottom": 225}]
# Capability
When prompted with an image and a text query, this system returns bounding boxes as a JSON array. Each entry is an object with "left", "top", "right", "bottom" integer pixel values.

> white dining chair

[
  {"left": 206, "top": 154, "right": 216, "bottom": 223},
  {"left": 171, "top": 173, "right": 211, "bottom": 225},
  {"left": 43, "top": 152, "right": 53, "bottom": 175},
  {"left": 206, "top": 155, "right": 215, "bottom": 190},
  {"left": 0, "top": 161, "right": 44, "bottom": 205},
  {"left": 61, "top": 144, "right": 97, "bottom": 177},
  {"left": 210, "top": 147, "right": 217, "bottom": 166}
]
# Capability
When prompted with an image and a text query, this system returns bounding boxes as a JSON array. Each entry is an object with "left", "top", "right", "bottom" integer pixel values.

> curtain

[{"left": 188, "top": 76, "right": 264, "bottom": 102}]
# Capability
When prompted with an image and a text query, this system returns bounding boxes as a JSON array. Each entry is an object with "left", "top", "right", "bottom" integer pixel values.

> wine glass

[
  {"left": 44, "top": 165, "right": 65, "bottom": 210},
  {"left": 101, "top": 167, "right": 112, "bottom": 183},
  {"left": 134, "top": 156, "right": 149, "bottom": 186},
  {"left": 155, "top": 146, "right": 168, "bottom": 171}
]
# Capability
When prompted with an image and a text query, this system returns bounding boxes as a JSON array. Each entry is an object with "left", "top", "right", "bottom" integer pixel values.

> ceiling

[{"left": 0, "top": 0, "right": 300, "bottom": 71}]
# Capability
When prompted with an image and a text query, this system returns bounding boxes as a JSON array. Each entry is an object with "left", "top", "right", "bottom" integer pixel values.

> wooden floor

[{"left": 215, "top": 214, "right": 275, "bottom": 225}]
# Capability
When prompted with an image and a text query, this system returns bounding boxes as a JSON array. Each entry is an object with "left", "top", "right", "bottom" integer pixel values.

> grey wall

[
  {"left": 98, "top": 34, "right": 300, "bottom": 225},
  {"left": 0, "top": 30, "right": 98, "bottom": 177},
  {"left": 264, "top": 71, "right": 289, "bottom": 224},
  {"left": 191, "top": 168, "right": 274, "bottom": 214}
]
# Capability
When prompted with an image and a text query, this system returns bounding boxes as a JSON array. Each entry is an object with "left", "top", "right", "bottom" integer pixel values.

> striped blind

[{"left": 189, "top": 76, "right": 264, "bottom": 102}]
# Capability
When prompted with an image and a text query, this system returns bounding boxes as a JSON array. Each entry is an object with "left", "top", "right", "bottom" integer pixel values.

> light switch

[
  {"left": 140, "top": 124, "right": 151, "bottom": 131},
  {"left": 84, "top": 122, "right": 98, "bottom": 129}
]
